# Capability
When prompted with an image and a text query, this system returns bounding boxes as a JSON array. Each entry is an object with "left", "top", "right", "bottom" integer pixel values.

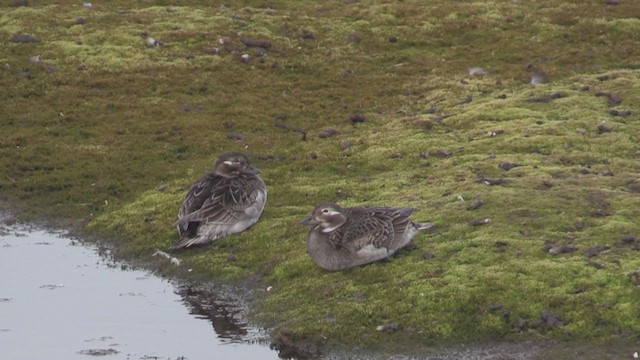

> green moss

[{"left": 2, "top": 0, "right": 640, "bottom": 355}]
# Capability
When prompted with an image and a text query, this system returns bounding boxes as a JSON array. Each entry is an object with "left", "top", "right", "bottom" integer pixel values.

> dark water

[{"left": 0, "top": 229, "right": 280, "bottom": 360}]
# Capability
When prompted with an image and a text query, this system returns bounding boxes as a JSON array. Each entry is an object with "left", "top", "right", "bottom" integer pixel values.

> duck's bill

[
  {"left": 245, "top": 164, "right": 261, "bottom": 174},
  {"left": 299, "top": 216, "right": 317, "bottom": 226}
]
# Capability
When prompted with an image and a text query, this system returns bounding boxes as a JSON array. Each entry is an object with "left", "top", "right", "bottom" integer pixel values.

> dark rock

[
  {"left": 629, "top": 270, "right": 640, "bottom": 287},
  {"left": 227, "top": 254, "right": 237, "bottom": 262},
  {"left": 597, "top": 74, "right": 611, "bottom": 81},
  {"left": 9, "top": 33, "right": 40, "bottom": 43},
  {"left": 74, "top": 17, "right": 86, "bottom": 25},
  {"left": 585, "top": 245, "right": 611, "bottom": 257},
  {"left": 239, "top": 35, "right": 271, "bottom": 48},
  {"left": 503, "top": 309, "right": 511, "bottom": 320},
  {"left": 594, "top": 91, "right": 608, "bottom": 97},
  {"left": 525, "top": 92, "right": 566, "bottom": 103},
  {"left": 609, "top": 109, "right": 631, "bottom": 117},
  {"left": 499, "top": 162, "right": 521, "bottom": 171},
  {"left": 458, "top": 96, "right": 473, "bottom": 105},
  {"left": 620, "top": 236, "right": 637, "bottom": 245},
  {"left": 488, "top": 129, "right": 504, "bottom": 137},
  {"left": 435, "top": 149, "right": 452, "bottom": 157},
  {"left": 496, "top": 94, "right": 507, "bottom": 99},
  {"left": 340, "top": 140, "right": 352, "bottom": 149},
  {"left": 421, "top": 251, "right": 435, "bottom": 259},
  {"left": 388, "top": 36, "right": 398, "bottom": 43},
  {"left": 467, "top": 199, "right": 484, "bottom": 210},
  {"left": 275, "top": 113, "right": 288, "bottom": 120},
  {"left": 376, "top": 323, "right": 400, "bottom": 332},
  {"left": 227, "top": 133, "right": 246, "bottom": 141},
  {"left": 546, "top": 244, "right": 577, "bottom": 255},
  {"left": 488, "top": 304, "right": 503, "bottom": 312},
  {"left": 346, "top": 33, "right": 361, "bottom": 42},
  {"left": 587, "top": 260, "right": 605, "bottom": 269},
  {"left": 475, "top": 176, "right": 505, "bottom": 186},
  {"left": 432, "top": 114, "right": 449, "bottom": 123},
  {"left": 608, "top": 93, "right": 622, "bottom": 105},
  {"left": 542, "top": 310, "right": 564, "bottom": 327},
  {"left": 423, "top": 107, "right": 437, "bottom": 114},
  {"left": 350, "top": 113, "right": 366, "bottom": 124},
  {"left": 469, "top": 218, "right": 491, "bottom": 226},
  {"left": 318, "top": 129, "right": 339, "bottom": 138},
  {"left": 579, "top": 85, "right": 591, "bottom": 91},
  {"left": 301, "top": 30, "right": 315, "bottom": 40},
  {"left": 143, "top": 216, "right": 153, "bottom": 223},
  {"left": 388, "top": 153, "right": 402, "bottom": 159},
  {"left": 597, "top": 120, "right": 612, "bottom": 134}
]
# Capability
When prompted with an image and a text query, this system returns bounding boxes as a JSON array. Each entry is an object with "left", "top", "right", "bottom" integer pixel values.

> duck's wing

[
  {"left": 339, "top": 207, "right": 415, "bottom": 250},
  {"left": 178, "top": 174, "right": 266, "bottom": 226}
]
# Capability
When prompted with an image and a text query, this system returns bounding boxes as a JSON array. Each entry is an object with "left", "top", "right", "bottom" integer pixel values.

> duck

[
  {"left": 172, "top": 152, "right": 267, "bottom": 250},
  {"left": 300, "top": 202, "right": 432, "bottom": 271}
]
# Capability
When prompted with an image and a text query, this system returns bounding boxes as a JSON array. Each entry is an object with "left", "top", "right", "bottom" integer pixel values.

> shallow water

[{"left": 0, "top": 229, "right": 280, "bottom": 360}]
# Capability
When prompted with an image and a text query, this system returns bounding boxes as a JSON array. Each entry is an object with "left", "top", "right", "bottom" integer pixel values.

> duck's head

[
  {"left": 300, "top": 202, "right": 347, "bottom": 233},
  {"left": 214, "top": 152, "right": 260, "bottom": 178}
]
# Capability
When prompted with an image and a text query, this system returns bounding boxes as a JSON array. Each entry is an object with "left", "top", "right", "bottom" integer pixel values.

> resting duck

[
  {"left": 300, "top": 202, "right": 432, "bottom": 271},
  {"left": 172, "top": 152, "right": 267, "bottom": 250}
]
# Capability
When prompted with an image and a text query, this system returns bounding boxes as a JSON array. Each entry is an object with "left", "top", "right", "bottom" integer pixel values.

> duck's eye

[{"left": 321, "top": 208, "right": 330, "bottom": 214}]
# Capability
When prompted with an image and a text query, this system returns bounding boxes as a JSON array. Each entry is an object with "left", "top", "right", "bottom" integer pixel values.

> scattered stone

[
  {"left": 594, "top": 91, "right": 608, "bottom": 97},
  {"left": 579, "top": 85, "right": 591, "bottom": 91},
  {"left": 254, "top": 48, "right": 267, "bottom": 57},
  {"left": 82, "top": 2, "right": 93, "bottom": 9},
  {"left": 388, "top": 153, "right": 402, "bottom": 159},
  {"left": 542, "top": 180, "right": 554, "bottom": 188},
  {"left": 609, "top": 109, "right": 631, "bottom": 117},
  {"left": 350, "top": 113, "right": 366, "bottom": 124},
  {"left": 309, "top": 152, "right": 318, "bottom": 160},
  {"left": 346, "top": 33, "right": 361, "bottom": 42},
  {"left": 419, "top": 151, "right": 429, "bottom": 159},
  {"left": 376, "top": 323, "right": 399, "bottom": 332},
  {"left": 340, "top": 140, "right": 352, "bottom": 149},
  {"left": 227, "top": 133, "right": 246, "bottom": 141},
  {"left": 388, "top": 36, "right": 398, "bottom": 43},
  {"left": 457, "top": 96, "right": 473, "bottom": 105},
  {"left": 496, "top": 94, "right": 507, "bottom": 99},
  {"left": 432, "top": 114, "right": 449, "bottom": 123},
  {"left": 620, "top": 236, "right": 637, "bottom": 245},
  {"left": 499, "top": 162, "right": 521, "bottom": 171},
  {"left": 423, "top": 107, "right": 437, "bottom": 114},
  {"left": 591, "top": 208, "right": 611, "bottom": 217},
  {"left": 435, "top": 149, "right": 452, "bottom": 157},
  {"left": 10, "top": 33, "right": 41, "bottom": 43},
  {"left": 596, "top": 74, "right": 611, "bottom": 81},
  {"left": 495, "top": 240, "right": 508, "bottom": 252},
  {"left": 78, "top": 349, "right": 119, "bottom": 356},
  {"left": 319, "top": 129, "right": 339, "bottom": 138},
  {"left": 421, "top": 251, "right": 435, "bottom": 259},
  {"left": 467, "top": 199, "right": 484, "bottom": 211},
  {"left": 629, "top": 270, "right": 640, "bottom": 287},
  {"left": 488, "top": 303, "right": 503, "bottom": 312},
  {"left": 608, "top": 93, "right": 622, "bottom": 105},
  {"left": 597, "top": 120, "right": 612, "bottom": 134},
  {"left": 469, "top": 218, "right": 491, "bottom": 226},
  {"left": 227, "top": 254, "right": 237, "bottom": 262},
  {"left": 157, "top": 183, "right": 169, "bottom": 192},
  {"left": 73, "top": 17, "right": 86, "bottom": 25},
  {"left": 475, "top": 176, "right": 505, "bottom": 186},
  {"left": 542, "top": 310, "right": 564, "bottom": 328},
  {"left": 546, "top": 244, "right": 577, "bottom": 255},
  {"left": 217, "top": 37, "right": 232, "bottom": 45},
  {"left": 239, "top": 35, "right": 272, "bottom": 48},
  {"left": 146, "top": 37, "right": 162, "bottom": 47},
  {"left": 487, "top": 129, "right": 504, "bottom": 137},
  {"left": 503, "top": 309, "right": 511, "bottom": 320},
  {"left": 467, "top": 67, "right": 488, "bottom": 76},
  {"left": 240, "top": 53, "right": 251, "bottom": 63},
  {"left": 403, "top": 242, "right": 418, "bottom": 251},
  {"left": 143, "top": 215, "right": 153, "bottom": 223},
  {"left": 525, "top": 92, "right": 566, "bottom": 103},
  {"left": 301, "top": 30, "right": 315, "bottom": 40},
  {"left": 530, "top": 70, "right": 548, "bottom": 85},
  {"left": 585, "top": 245, "right": 611, "bottom": 258},
  {"left": 587, "top": 260, "right": 605, "bottom": 269}
]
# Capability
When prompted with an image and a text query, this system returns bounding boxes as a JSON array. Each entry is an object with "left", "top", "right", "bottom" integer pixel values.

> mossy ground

[{"left": 2, "top": 0, "right": 640, "bottom": 356}]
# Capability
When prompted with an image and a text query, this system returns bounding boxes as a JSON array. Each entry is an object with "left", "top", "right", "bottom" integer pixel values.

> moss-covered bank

[{"left": 2, "top": 0, "right": 640, "bottom": 356}]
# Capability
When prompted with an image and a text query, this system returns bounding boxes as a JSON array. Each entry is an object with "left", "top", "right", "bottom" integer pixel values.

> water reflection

[{"left": 0, "top": 227, "right": 281, "bottom": 360}]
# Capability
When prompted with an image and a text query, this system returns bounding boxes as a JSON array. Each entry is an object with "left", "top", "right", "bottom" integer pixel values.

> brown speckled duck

[
  {"left": 300, "top": 202, "right": 432, "bottom": 271},
  {"left": 172, "top": 152, "right": 267, "bottom": 250}
]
